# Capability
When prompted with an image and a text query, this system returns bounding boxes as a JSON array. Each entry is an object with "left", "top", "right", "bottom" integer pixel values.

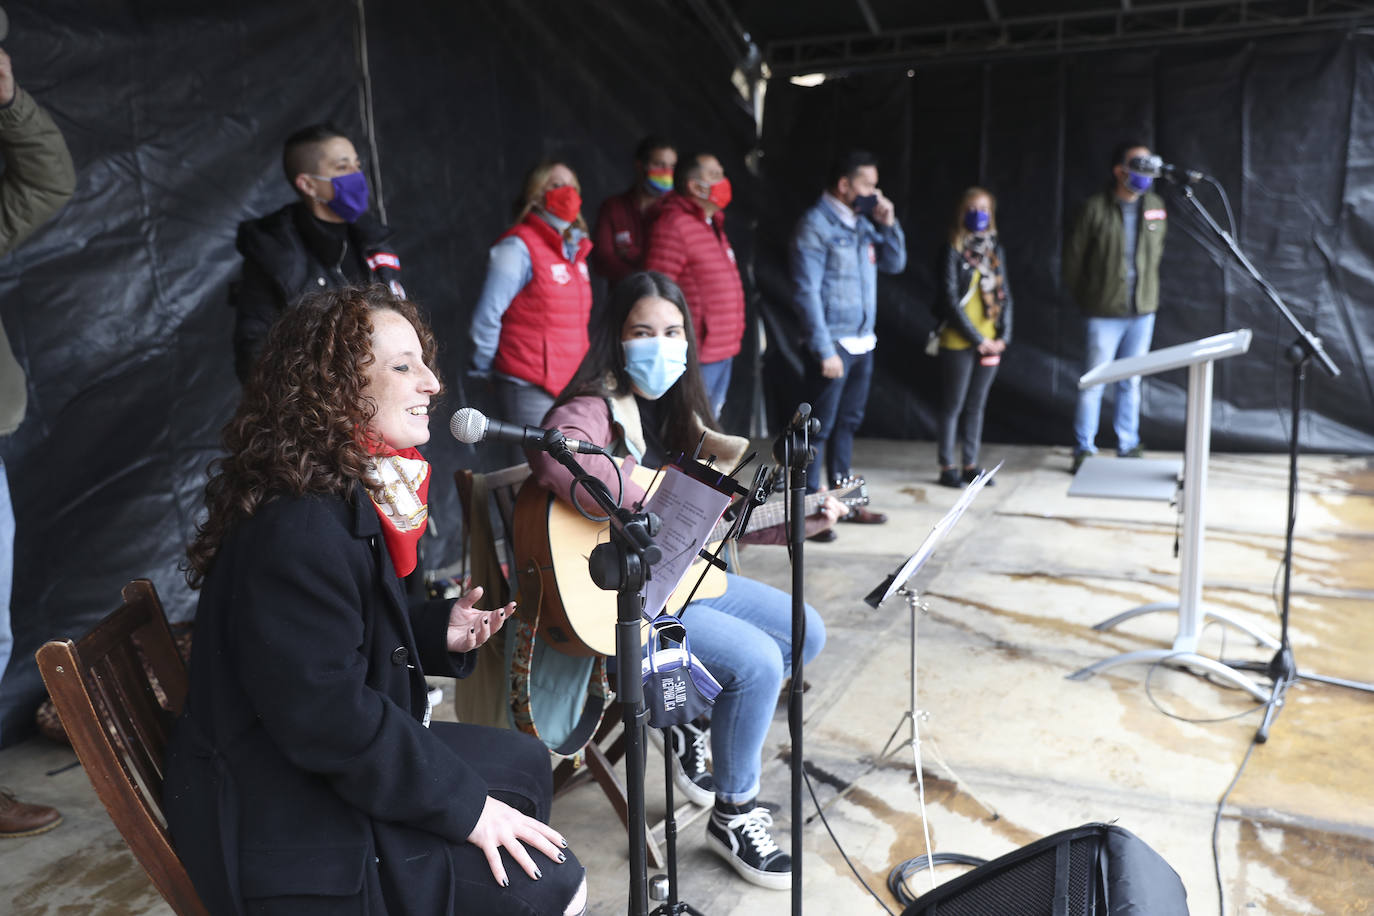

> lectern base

[
  {"left": 1092, "top": 599, "right": 1280, "bottom": 650},
  {"left": 1069, "top": 598, "right": 1278, "bottom": 701}
]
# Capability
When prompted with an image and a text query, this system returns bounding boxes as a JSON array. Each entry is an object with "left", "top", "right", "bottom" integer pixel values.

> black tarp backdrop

[
  {"left": 0, "top": 0, "right": 756, "bottom": 740},
  {"left": 755, "top": 30, "right": 1374, "bottom": 458},
  {"left": 0, "top": 2, "right": 1372, "bottom": 739}
]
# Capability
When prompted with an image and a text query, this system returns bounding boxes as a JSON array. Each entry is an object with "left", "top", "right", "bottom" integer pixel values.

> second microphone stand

[
  {"left": 773, "top": 405, "right": 818, "bottom": 916},
  {"left": 1169, "top": 177, "right": 1374, "bottom": 742},
  {"left": 544, "top": 433, "right": 661, "bottom": 916}
]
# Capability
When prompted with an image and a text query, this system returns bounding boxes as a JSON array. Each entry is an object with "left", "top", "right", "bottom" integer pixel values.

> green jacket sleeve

[{"left": 0, "top": 87, "right": 76, "bottom": 256}]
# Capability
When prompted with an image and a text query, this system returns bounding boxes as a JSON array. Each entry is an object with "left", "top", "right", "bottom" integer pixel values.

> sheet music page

[
  {"left": 641, "top": 465, "right": 733, "bottom": 617},
  {"left": 887, "top": 461, "right": 1003, "bottom": 594}
]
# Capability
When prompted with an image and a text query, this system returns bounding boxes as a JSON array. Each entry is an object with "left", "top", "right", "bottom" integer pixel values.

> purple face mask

[
  {"left": 317, "top": 170, "right": 370, "bottom": 223},
  {"left": 964, "top": 209, "right": 991, "bottom": 233},
  {"left": 1125, "top": 171, "right": 1153, "bottom": 193}
]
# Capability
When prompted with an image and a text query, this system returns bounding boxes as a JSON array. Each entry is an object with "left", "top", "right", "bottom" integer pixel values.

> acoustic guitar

[{"left": 512, "top": 464, "right": 869, "bottom": 656}]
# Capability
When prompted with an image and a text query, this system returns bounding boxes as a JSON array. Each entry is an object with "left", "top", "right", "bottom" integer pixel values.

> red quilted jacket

[{"left": 643, "top": 192, "right": 745, "bottom": 363}]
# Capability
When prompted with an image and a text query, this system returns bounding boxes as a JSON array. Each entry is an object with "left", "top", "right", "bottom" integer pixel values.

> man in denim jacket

[{"left": 789, "top": 151, "right": 906, "bottom": 536}]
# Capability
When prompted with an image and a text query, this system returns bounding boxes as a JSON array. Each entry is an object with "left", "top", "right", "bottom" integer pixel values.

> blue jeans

[
  {"left": 678, "top": 573, "right": 825, "bottom": 803},
  {"left": 698, "top": 358, "right": 733, "bottom": 420},
  {"left": 1073, "top": 313, "right": 1156, "bottom": 454},
  {"left": 0, "top": 457, "right": 12, "bottom": 736},
  {"left": 806, "top": 348, "right": 875, "bottom": 491}
]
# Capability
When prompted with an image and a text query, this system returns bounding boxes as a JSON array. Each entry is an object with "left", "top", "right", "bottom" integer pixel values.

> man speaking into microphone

[{"left": 1063, "top": 141, "right": 1168, "bottom": 472}]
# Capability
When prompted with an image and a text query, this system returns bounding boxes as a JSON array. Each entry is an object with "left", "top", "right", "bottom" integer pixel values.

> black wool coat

[
  {"left": 163, "top": 486, "right": 497, "bottom": 915},
  {"left": 230, "top": 202, "right": 404, "bottom": 382}
]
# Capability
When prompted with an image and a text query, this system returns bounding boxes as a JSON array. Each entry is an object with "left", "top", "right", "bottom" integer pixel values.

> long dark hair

[
  {"left": 185, "top": 285, "right": 440, "bottom": 588},
  {"left": 554, "top": 271, "right": 720, "bottom": 454}
]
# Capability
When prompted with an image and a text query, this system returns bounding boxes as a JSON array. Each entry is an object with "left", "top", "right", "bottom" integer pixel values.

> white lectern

[{"left": 1067, "top": 329, "right": 1279, "bottom": 700}]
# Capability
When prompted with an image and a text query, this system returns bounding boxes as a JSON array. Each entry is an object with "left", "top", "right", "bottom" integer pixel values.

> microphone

[
  {"left": 449, "top": 407, "right": 604, "bottom": 455},
  {"left": 1128, "top": 153, "right": 1205, "bottom": 184},
  {"left": 784, "top": 402, "right": 815, "bottom": 433}
]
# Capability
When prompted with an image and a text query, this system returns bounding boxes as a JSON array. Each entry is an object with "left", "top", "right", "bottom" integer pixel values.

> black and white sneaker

[
  {"left": 648, "top": 722, "right": 715, "bottom": 807},
  {"left": 705, "top": 801, "right": 792, "bottom": 890}
]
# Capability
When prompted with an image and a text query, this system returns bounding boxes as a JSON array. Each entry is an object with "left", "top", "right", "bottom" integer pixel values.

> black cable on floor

[
  {"left": 802, "top": 764, "right": 989, "bottom": 915},
  {"left": 802, "top": 766, "right": 897, "bottom": 916},
  {"left": 1213, "top": 735, "right": 1260, "bottom": 916},
  {"left": 886, "top": 851, "right": 988, "bottom": 909},
  {"left": 1143, "top": 649, "right": 1270, "bottom": 725}
]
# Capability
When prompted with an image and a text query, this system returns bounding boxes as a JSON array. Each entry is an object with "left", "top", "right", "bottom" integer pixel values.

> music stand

[
  {"left": 1065, "top": 330, "right": 1278, "bottom": 700},
  {"left": 867, "top": 463, "right": 999, "bottom": 760},
  {"left": 861, "top": 465, "right": 999, "bottom": 888}
]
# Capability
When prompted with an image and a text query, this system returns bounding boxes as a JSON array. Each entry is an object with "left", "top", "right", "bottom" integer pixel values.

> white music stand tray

[{"left": 1066, "top": 329, "right": 1279, "bottom": 700}]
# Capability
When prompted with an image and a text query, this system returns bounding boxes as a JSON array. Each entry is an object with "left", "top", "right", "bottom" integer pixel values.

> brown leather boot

[{"left": 0, "top": 789, "right": 62, "bottom": 838}]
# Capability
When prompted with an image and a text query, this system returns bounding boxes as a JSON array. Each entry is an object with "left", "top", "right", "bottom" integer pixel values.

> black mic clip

[
  {"left": 772, "top": 402, "right": 818, "bottom": 469},
  {"left": 1160, "top": 162, "right": 1206, "bottom": 185}
]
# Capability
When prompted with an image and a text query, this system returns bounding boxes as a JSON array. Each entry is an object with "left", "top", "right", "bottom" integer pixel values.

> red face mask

[
  {"left": 543, "top": 184, "right": 582, "bottom": 222},
  {"left": 704, "top": 177, "right": 732, "bottom": 211}
]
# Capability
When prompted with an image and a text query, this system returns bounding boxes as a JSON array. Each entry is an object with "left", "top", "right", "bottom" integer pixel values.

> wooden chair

[
  {"left": 455, "top": 464, "right": 668, "bottom": 868},
  {"left": 35, "top": 579, "right": 209, "bottom": 916},
  {"left": 455, "top": 462, "right": 534, "bottom": 601}
]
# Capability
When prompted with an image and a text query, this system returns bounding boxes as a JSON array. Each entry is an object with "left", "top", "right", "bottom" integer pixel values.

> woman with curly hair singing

[{"left": 164, "top": 285, "right": 587, "bottom": 915}]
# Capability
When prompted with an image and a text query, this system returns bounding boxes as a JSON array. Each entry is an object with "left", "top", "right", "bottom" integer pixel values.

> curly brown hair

[{"left": 185, "top": 284, "right": 441, "bottom": 588}]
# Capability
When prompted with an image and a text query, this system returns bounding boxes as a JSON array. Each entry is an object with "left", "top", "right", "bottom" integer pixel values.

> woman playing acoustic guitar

[{"left": 527, "top": 271, "right": 842, "bottom": 891}]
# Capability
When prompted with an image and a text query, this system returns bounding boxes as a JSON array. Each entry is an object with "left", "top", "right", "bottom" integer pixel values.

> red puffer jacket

[{"left": 643, "top": 192, "right": 745, "bottom": 364}]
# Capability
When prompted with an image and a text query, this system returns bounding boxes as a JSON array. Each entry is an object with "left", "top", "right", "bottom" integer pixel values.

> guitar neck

[{"left": 706, "top": 490, "right": 829, "bottom": 543}]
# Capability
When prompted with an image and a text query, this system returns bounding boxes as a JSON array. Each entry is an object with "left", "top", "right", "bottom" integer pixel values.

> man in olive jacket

[
  {"left": 1063, "top": 141, "right": 1167, "bottom": 470},
  {"left": 0, "top": 46, "right": 76, "bottom": 837}
]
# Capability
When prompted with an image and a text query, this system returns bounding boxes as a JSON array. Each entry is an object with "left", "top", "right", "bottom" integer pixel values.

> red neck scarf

[{"left": 365, "top": 445, "right": 430, "bottom": 578}]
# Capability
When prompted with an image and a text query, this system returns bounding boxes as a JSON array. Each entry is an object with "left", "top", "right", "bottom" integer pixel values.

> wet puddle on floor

[
  {"left": 9, "top": 837, "right": 161, "bottom": 915},
  {"left": 797, "top": 756, "right": 1036, "bottom": 906}
]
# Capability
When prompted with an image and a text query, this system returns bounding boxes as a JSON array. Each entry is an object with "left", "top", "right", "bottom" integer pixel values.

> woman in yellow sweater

[{"left": 936, "top": 187, "right": 1012, "bottom": 488}]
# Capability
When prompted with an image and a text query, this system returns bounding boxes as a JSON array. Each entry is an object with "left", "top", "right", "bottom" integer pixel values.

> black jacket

[
  {"left": 231, "top": 202, "right": 404, "bottom": 382},
  {"left": 939, "top": 242, "right": 1013, "bottom": 347},
  {"left": 162, "top": 486, "right": 489, "bottom": 915}
]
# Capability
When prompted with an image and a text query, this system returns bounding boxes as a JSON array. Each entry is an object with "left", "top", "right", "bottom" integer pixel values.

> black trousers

[
  {"left": 374, "top": 722, "right": 584, "bottom": 916},
  {"left": 937, "top": 347, "right": 998, "bottom": 468}
]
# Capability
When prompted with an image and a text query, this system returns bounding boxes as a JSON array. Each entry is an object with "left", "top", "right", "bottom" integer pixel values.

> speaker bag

[{"left": 901, "top": 822, "right": 1189, "bottom": 916}]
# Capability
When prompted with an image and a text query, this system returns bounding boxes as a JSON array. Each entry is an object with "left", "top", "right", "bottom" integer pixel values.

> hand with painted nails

[
  {"left": 466, "top": 795, "right": 569, "bottom": 886},
  {"left": 445, "top": 585, "right": 515, "bottom": 653}
]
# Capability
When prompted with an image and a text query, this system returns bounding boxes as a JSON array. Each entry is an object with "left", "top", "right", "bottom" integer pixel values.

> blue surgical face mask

[
  {"left": 622, "top": 337, "right": 689, "bottom": 400},
  {"left": 312, "top": 170, "right": 370, "bottom": 222},
  {"left": 1125, "top": 171, "right": 1153, "bottom": 193},
  {"left": 964, "top": 209, "right": 990, "bottom": 233}
]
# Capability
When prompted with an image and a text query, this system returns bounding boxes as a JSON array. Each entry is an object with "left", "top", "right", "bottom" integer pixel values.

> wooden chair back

[
  {"left": 35, "top": 579, "right": 209, "bottom": 916},
  {"left": 455, "top": 462, "right": 533, "bottom": 603},
  {"left": 454, "top": 464, "right": 670, "bottom": 867}
]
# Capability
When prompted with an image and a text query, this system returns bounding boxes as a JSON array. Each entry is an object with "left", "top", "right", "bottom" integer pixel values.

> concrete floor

[{"left": 2, "top": 441, "right": 1372, "bottom": 915}]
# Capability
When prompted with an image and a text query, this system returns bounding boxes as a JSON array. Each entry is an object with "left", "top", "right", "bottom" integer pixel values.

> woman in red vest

[{"left": 469, "top": 161, "right": 595, "bottom": 439}]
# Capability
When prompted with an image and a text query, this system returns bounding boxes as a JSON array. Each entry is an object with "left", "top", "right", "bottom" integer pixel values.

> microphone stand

[
  {"left": 543, "top": 432, "right": 661, "bottom": 916},
  {"left": 1168, "top": 178, "right": 1374, "bottom": 742},
  {"left": 650, "top": 454, "right": 755, "bottom": 916},
  {"left": 772, "top": 404, "right": 818, "bottom": 916}
]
